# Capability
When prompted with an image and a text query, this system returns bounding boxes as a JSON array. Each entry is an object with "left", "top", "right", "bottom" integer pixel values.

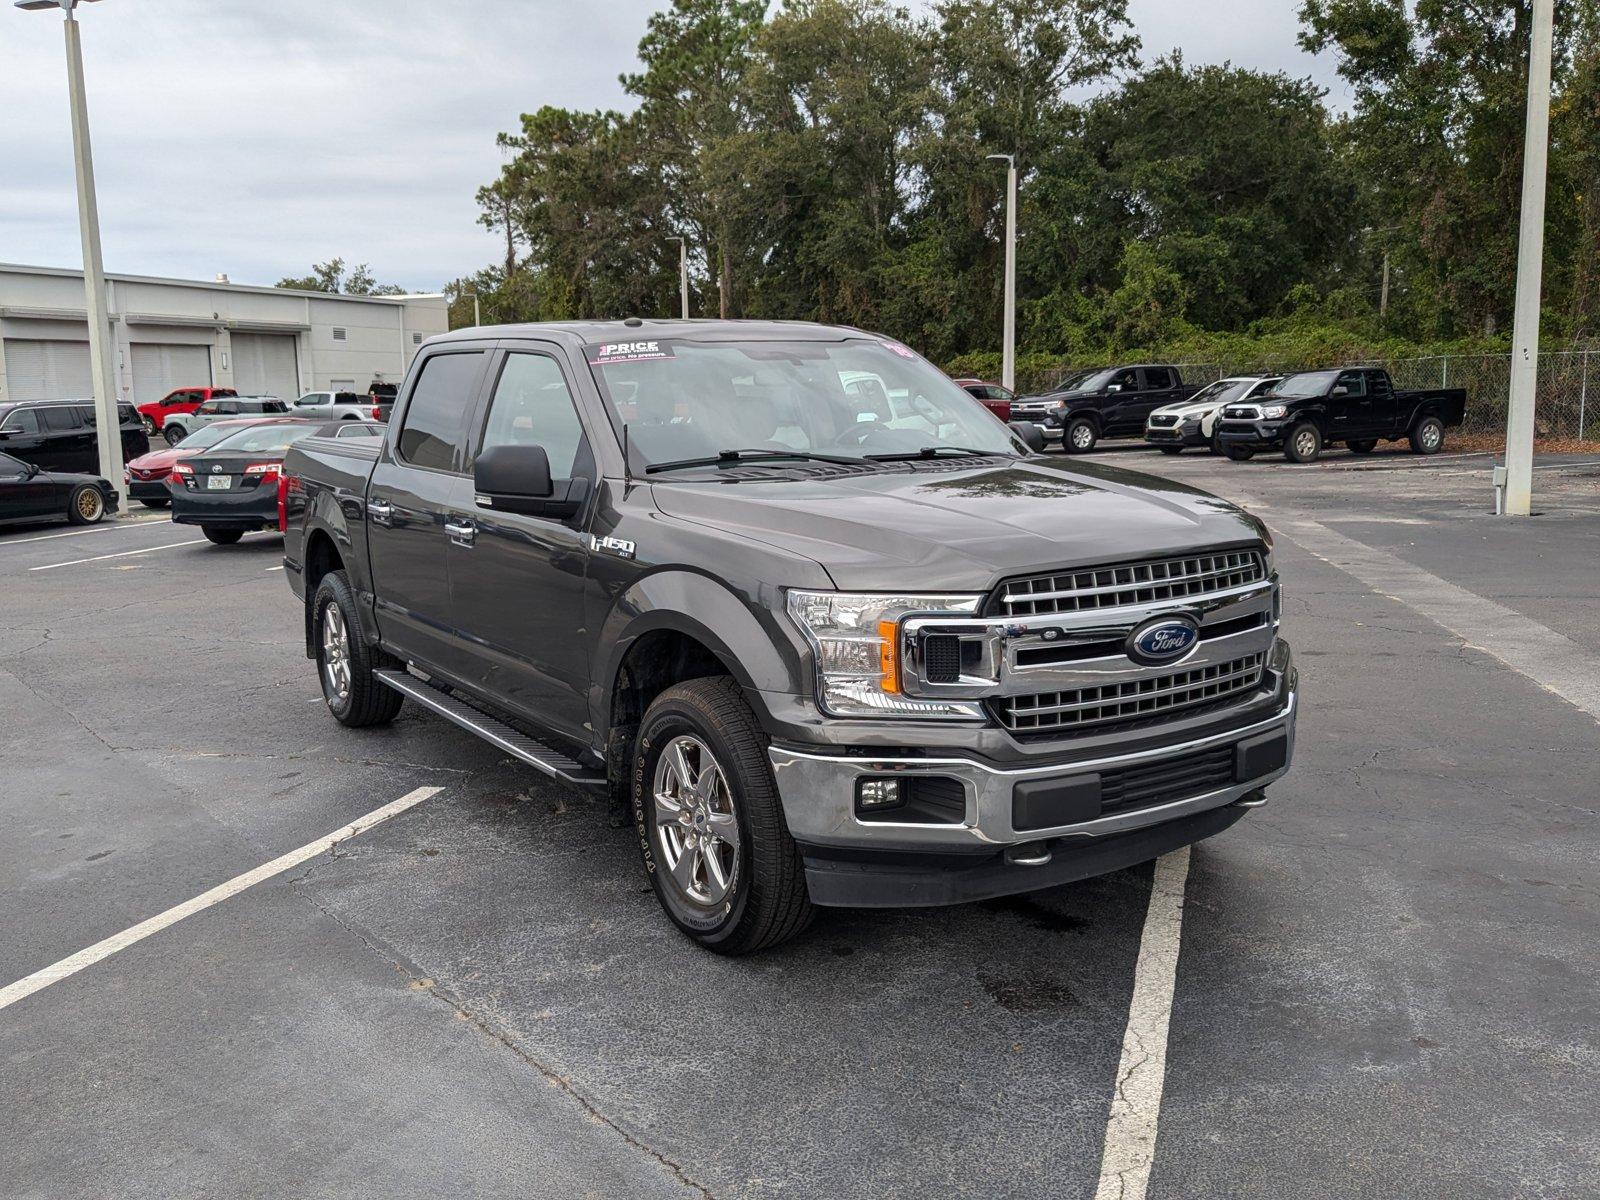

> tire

[
  {"left": 65, "top": 484, "right": 106, "bottom": 525},
  {"left": 138, "top": 497, "right": 170, "bottom": 509},
  {"left": 141, "top": 415, "right": 156, "bottom": 436},
  {"left": 1410, "top": 415, "right": 1444, "bottom": 455},
  {"left": 163, "top": 425, "right": 186, "bottom": 447},
  {"left": 202, "top": 527, "right": 244, "bottom": 545},
  {"left": 1223, "top": 444, "right": 1255, "bottom": 461},
  {"left": 1347, "top": 440, "right": 1378, "bottom": 455},
  {"left": 633, "top": 676, "right": 813, "bottom": 955},
  {"left": 1284, "top": 422, "right": 1322, "bottom": 463},
  {"left": 312, "top": 569, "right": 404, "bottom": 728},
  {"left": 1158, "top": 446, "right": 1183, "bottom": 455},
  {"left": 1063, "top": 417, "right": 1098, "bottom": 454}
]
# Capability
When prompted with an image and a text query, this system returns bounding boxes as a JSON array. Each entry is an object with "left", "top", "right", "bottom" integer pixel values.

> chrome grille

[
  {"left": 998, "top": 549, "right": 1266, "bottom": 617},
  {"left": 996, "top": 652, "right": 1267, "bottom": 734}
]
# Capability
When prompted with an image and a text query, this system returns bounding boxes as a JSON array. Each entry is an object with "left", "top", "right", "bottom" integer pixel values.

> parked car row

[{"left": 1003, "top": 362, "right": 1467, "bottom": 464}]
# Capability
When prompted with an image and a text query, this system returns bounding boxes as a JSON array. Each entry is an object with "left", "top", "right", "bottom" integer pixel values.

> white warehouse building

[{"left": 0, "top": 262, "right": 449, "bottom": 407}]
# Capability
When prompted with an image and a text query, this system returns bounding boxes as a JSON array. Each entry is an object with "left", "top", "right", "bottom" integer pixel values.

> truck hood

[{"left": 649, "top": 457, "right": 1267, "bottom": 591}]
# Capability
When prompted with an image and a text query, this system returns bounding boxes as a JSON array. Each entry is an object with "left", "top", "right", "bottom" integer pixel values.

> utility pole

[
  {"left": 18, "top": 0, "right": 124, "bottom": 510},
  {"left": 667, "top": 236, "right": 690, "bottom": 319},
  {"left": 473, "top": 291, "right": 481, "bottom": 327},
  {"left": 986, "top": 154, "right": 1018, "bottom": 392},
  {"left": 1503, "top": 0, "right": 1555, "bottom": 517},
  {"left": 1379, "top": 249, "right": 1390, "bottom": 319}
]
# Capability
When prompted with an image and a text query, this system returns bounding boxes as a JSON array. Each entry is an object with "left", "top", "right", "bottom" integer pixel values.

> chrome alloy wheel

[
  {"left": 651, "top": 734, "right": 741, "bottom": 907},
  {"left": 1070, "top": 423, "right": 1094, "bottom": 450},
  {"left": 1420, "top": 421, "right": 1441, "bottom": 450},
  {"left": 321, "top": 600, "right": 352, "bottom": 704},
  {"left": 1294, "top": 428, "right": 1318, "bottom": 458}
]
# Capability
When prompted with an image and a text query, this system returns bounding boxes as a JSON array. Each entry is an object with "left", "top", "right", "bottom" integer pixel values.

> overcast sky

[{"left": 0, "top": 0, "right": 1347, "bottom": 294}]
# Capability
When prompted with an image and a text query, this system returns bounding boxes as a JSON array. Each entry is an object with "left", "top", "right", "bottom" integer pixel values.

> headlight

[
  {"left": 786, "top": 590, "right": 983, "bottom": 718},
  {"left": 1260, "top": 404, "right": 1288, "bottom": 419}
]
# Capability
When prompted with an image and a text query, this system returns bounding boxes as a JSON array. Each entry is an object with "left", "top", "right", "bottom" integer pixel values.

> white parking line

[
  {"left": 0, "top": 786, "right": 444, "bottom": 1014},
  {"left": 0, "top": 518, "right": 168, "bottom": 547},
  {"left": 1284, "top": 519, "right": 1600, "bottom": 721},
  {"left": 28, "top": 538, "right": 210, "bottom": 571},
  {"left": 1093, "top": 846, "right": 1191, "bottom": 1200}
]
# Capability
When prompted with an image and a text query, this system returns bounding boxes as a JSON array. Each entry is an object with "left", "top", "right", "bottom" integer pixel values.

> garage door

[
  {"left": 4, "top": 339, "right": 93, "bottom": 402},
  {"left": 131, "top": 342, "right": 212, "bottom": 406},
  {"left": 231, "top": 333, "right": 298, "bottom": 400}
]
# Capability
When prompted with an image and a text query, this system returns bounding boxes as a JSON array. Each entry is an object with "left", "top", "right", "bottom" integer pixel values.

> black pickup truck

[
  {"left": 1214, "top": 367, "right": 1467, "bottom": 463},
  {"left": 1008, "top": 364, "right": 1198, "bottom": 453},
  {"left": 282, "top": 321, "right": 1297, "bottom": 953}
]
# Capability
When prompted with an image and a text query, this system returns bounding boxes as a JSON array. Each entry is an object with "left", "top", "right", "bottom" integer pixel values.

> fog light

[{"left": 856, "top": 778, "right": 903, "bottom": 813}]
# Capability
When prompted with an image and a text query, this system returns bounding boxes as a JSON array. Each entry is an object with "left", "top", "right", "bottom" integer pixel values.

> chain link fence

[{"left": 1032, "top": 351, "right": 1599, "bottom": 439}]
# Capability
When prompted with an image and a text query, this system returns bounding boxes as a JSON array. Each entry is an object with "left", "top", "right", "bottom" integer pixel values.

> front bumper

[
  {"left": 1144, "top": 420, "right": 1206, "bottom": 448},
  {"left": 127, "top": 478, "right": 171, "bottom": 501},
  {"left": 768, "top": 644, "right": 1296, "bottom": 906},
  {"left": 1216, "top": 419, "right": 1287, "bottom": 449}
]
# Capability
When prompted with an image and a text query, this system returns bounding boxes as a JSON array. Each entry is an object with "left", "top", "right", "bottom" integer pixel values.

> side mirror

[
  {"left": 474, "top": 443, "right": 588, "bottom": 519},
  {"left": 1106, "top": 384, "right": 1122, "bottom": 393},
  {"left": 1009, "top": 421, "right": 1046, "bottom": 453},
  {"left": 1331, "top": 386, "right": 1348, "bottom": 397}
]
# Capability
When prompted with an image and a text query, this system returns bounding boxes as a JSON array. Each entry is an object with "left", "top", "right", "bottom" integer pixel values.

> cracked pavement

[{"left": 2, "top": 451, "right": 1597, "bottom": 1198}]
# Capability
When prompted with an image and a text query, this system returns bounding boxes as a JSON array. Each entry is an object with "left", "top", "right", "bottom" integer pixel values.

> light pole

[
  {"left": 1503, "top": 0, "right": 1555, "bottom": 517},
  {"left": 986, "top": 154, "right": 1017, "bottom": 392},
  {"left": 17, "top": 0, "right": 124, "bottom": 511},
  {"left": 666, "top": 236, "right": 690, "bottom": 319}
]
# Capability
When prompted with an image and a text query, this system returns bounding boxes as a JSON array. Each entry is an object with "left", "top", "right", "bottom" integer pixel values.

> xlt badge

[{"left": 590, "top": 534, "right": 636, "bottom": 560}]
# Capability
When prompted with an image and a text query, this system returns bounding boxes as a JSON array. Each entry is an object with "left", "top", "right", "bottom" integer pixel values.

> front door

[
  {"left": 365, "top": 347, "right": 490, "bottom": 674},
  {"left": 445, "top": 347, "right": 596, "bottom": 741},
  {"left": 0, "top": 453, "right": 56, "bottom": 518},
  {"left": 0, "top": 408, "right": 49, "bottom": 469}
]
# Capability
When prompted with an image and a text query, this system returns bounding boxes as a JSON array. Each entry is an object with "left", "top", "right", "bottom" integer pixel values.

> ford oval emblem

[{"left": 1126, "top": 615, "right": 1200, "bottom": 665}]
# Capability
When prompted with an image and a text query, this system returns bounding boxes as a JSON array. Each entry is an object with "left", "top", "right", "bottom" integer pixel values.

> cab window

[
  {"left": 1142, "top": 367, "right": 1174, "bottom": 390},
  {"left": 396, "top": 351, "right": 485, "bottom": 472},
  {"left": 2, "top": 408, "right": 40, "bottom": 434},
  {"left": 478, "top": 353, "right": 587, "bottom": 481},
  {"left": 41, "top": 406, "right": 82, "bottom": 432},
  {"left": 1334, "top": 372, "right": 1367, "bottom": 398}
]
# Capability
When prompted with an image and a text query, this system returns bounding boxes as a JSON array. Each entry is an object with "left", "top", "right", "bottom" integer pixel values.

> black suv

[
  {"left": 1018, "top": 364, "right": 1197, "bottom": 453},
  {"left": 0, "top": 399, "right": 149, "bottom": 474}
]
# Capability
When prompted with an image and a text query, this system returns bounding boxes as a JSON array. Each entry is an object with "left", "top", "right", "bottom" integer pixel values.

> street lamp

[
  {"left": 986, "top": 154, "right": 1017, "bottom": 392},
  {"left": 666, "top": 236, "right": 690, "bottom": 319},
  {"left": 16, "top": 0, "right": 124, "bottom": 511},
  {"left": 1503, "top": 0, "right": 1555, "bottom": 517}
]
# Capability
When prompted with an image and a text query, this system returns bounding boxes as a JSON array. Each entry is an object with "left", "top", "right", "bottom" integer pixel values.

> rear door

[
  {"left": 365, "top": 345, "right": 491, "bottom": 674},
  {"left": 39, "top": 405, "right": 92, "bottom": 471},
  {"left": 444, "top": 345, "right": 597, "bottom": 738},
  {"left": 1363, "top": 370, "right": 1398, "bottom": 434}
]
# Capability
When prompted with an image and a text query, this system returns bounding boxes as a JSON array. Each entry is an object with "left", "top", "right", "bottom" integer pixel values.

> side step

[{"left": 374, "top": 669, "right": 606, "bottom": 790}]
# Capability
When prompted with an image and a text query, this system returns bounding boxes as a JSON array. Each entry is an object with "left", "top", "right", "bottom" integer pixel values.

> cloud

[{"left": 0, "top": 0, "right": 1344, "bottom": 293}]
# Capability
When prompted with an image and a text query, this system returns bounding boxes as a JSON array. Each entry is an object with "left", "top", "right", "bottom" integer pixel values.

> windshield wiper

[
  {"left": 644, "top": 447, "right": 862, "bottom": 474},
  {"left": 863, "top": 445, "right": 1003, "bottom": 462}
]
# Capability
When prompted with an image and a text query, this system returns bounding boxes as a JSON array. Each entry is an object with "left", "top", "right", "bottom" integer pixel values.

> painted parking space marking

[
  {"left": 0, "top": 517, "right": 169, "bottom": 547},
  {"left": 1094, "top": 846, "right": 1191, "bottom": 1200},
  {"left": 28, "top": 538, "right": 212, "bottom": 571},
  {"left": 0, "top": 786, "right": 445, "bottom": 1014},
  {"left": 1283, "top": 519, "right": 1600, "bottom": 722}
]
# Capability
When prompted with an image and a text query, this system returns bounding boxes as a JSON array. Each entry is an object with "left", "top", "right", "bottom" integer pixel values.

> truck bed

[{"left": 281, "top": 435, "right": 379, "bottom": 601}]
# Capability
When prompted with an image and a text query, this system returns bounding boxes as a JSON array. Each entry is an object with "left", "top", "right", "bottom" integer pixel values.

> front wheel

[
  {"left": 1410, "top": 416, "right": 1444, "bottom": 455},
  {"left": 203, "top": 527, "right": 243, "bottom": 545},
  {"left": 634, "top": 676, "right": 813, "bottom": 954},
  {"left": 312, "top": 569, "right": 403, "bottom": 727},
  {"left": 1063, "top": 418, "right": 1098, "bottom": 454},
  {"left": 163, "top": 425, "right": 186, "bottom": 447},
  {"left": 65, "top": 485, "right": 107, "bottom": 525},
  {"left": 1284, "top": 422, "right": 1322, "bottom": 463},
  {"left": 141, "top": 415, "right": 157, "bottom": 436}
]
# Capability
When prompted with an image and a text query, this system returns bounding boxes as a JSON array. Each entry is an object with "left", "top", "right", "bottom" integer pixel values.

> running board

[{"left": 374, "top": 669, "right": 606, "bottom": 790}]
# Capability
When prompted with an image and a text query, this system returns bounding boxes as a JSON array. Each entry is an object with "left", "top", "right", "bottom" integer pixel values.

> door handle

[
  {"left": 445, "top": 519, "right": 476, "bottom": 548},
  {"left": 368, "top": 499, "right": 394, "bottom": 527}
]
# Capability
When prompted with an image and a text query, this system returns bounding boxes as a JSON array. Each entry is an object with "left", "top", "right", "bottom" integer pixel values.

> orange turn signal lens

[{"left": 877, "top": 619, "right": 900, "bottom": 694}]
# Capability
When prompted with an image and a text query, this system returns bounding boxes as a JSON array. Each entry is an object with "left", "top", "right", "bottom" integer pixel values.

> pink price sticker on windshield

[
  {"left": 877, "top": 338, "right": 917, "bottom": 359},
  {"left": 586, "top": 340, "right": 675, "bottom": 365}
]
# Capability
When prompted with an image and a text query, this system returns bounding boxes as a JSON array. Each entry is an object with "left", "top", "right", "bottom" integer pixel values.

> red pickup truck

[
  {"left": 953, "top": 378, "right": 1014, "bottom": 422},
  {"left": 136, "top": 387, "right": 237, "bottom": 436}
]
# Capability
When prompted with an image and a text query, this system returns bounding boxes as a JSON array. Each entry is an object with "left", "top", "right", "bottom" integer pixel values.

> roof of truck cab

[{"left": 427, "top": 318, "right": 869, "bottom": 346}]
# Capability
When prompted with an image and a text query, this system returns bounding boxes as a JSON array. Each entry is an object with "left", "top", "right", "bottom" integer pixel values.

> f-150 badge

[{"left": 590, "top": 534, "right": 636, "bottom": 559}]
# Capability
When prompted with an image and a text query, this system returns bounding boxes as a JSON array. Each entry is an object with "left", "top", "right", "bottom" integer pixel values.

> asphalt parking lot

[{"left": 3, "top": 444, "right": 1597, "bottom": 1199}]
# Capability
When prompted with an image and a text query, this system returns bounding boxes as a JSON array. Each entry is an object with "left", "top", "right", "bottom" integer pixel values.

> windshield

[
  {"left": 205, "top": 424, "right": 318, "bottom": 455},
  {"left": 1272, "top": 370, "right": 1339, "bottom": 397},
  {"left": 585, "top": 338, "right": 1020, "bottom": 468}
]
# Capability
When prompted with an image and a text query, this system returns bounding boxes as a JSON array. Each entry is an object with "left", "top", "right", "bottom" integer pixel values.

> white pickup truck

[{"left": 290, "top": 391, "right": 376, "bottom": 422}]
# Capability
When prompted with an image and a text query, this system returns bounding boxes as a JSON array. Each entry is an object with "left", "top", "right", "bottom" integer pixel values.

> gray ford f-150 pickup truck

[{"left": 282, "top": 320, "right": 1297, "bottom": 953}]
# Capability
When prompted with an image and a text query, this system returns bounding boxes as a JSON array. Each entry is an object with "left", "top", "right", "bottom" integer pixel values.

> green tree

[{"left": 276, "top": 258, "right": 405, "bottom": 295}]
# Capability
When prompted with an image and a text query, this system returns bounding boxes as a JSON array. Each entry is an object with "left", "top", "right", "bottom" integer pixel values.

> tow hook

[
  {"left": 1005, "top": 841, "right": 1052, "bottom": 867},
  {"left": 1234, "top": 788, "right": 1269, "bottom": 809}
]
